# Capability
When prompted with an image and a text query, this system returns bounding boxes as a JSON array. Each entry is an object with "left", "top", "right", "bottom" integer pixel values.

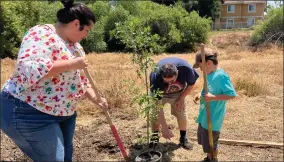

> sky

[
  {"left": 268, "top": 0, "right": 283, "bottom": 7},
  {"left": 265, "top": 1, "right": 282, "bottom": 15}
]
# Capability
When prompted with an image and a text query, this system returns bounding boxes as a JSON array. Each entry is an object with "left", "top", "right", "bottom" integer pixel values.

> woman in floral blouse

[{"left": 0, "top": 0, "right": 108, "bottom": 161}]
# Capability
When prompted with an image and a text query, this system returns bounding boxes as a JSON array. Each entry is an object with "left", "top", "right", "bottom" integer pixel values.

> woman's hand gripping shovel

[
  {"left": 200, "top": 44, "right": 216, "bottom": 159},
  {"left": 74, "top": 51, "right": 129, "bottom": 162}
]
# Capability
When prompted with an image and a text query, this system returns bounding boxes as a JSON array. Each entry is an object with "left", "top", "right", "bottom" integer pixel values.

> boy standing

[{"left": 193, "top": 48, "right": 237, "bottom": 162}]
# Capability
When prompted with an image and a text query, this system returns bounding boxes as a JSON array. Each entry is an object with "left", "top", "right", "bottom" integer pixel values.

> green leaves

[
  {"left": 110, "top": 2, "right": 204, "bottom": 127},
  {"left": 2, "top": 1, "right": 211, "bottom": 58},
  {"left": 249, "top": 7, "right": 284, "bottom": 46},
  {"left": 1, "top": 1, "right": 61, "bottom": 58},
  {"left": 111, "top": 1, "right": 211, "bottom": 53},
  {"left": 136, "top": 90, "right": 163, "bottom": 123},
  {"left": 111, "top": 3, "right": 165, "bottom": 137},
  {"left": 2, "top": 1, "right": 40, "bottom": 58},
  {"left": 80, "top": 18, "right": 107, "bottom": 53},
  {"left": 87, "top": 1, "right": 110, "bottom": 22}
]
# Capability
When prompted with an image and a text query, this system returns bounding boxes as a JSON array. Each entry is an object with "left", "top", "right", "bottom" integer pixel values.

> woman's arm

[
  {"left": 41, "top": 57, "right": 88, "bottom": 80},
  {"left": 84, "top": 87, "right": 108, "bottom": 109}
]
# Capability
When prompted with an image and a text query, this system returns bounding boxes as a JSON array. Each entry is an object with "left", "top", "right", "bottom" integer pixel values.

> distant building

[{"left": 215, "top": 0, "right": 267, "bottom": 29}]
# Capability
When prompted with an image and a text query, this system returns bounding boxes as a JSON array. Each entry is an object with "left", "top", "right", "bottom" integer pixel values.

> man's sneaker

[
  {"left": 178, "top": 137, "right": 193, "bottom": 150},
  {"left": 201, "top": 157, "right": 218, "bottom": 162},
  {"left": 201, "top": 156, "right": 211, "bottom": 162},
  {"left": 211, "top": 158, "right": 218, "bottom": 162},
  {"left": 149, "top": 133, "right": 159, "bottom": 149}
]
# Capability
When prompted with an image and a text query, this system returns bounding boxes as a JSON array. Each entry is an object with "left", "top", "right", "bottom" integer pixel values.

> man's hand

[
  {"left": 161, "top": 127, "right": 174, "bottom": 140},
  {"left": 93, "top": 97, "right": 109, "bottom": 109},
  {"left": 175, "top": 98, "right": 185, "bottom": 111},
  {"left": 203, "top": 92, "right": 216, "bottom": 102}
]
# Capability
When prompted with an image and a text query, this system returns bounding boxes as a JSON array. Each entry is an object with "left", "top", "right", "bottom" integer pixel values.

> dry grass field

[{"left": 1, "top": 30, "right": 283, "bottom": 161}]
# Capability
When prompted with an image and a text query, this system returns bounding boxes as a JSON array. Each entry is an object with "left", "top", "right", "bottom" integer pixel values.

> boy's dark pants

[{"left": 197, "top": 124, "right": 220, "bottom": 153}]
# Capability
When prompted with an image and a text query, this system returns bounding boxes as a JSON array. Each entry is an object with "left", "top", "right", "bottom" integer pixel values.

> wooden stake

[
  {"left": 189, "top": 137, "right": 283, "bottom": 148},
  {"left": 200, "top": 44, "right": 216, "bottom": 158}
]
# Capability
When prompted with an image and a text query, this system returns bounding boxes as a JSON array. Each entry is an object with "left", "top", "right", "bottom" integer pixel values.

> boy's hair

[
  {"left": 160, "top": 63, "right": 178, "bottom": 78},
  {"left": 193, "top": 48, "right": 218, "bottom": 68}
]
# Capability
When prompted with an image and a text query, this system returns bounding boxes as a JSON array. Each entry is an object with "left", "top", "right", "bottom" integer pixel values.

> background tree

[
  {"left": 249, "top": 7, "right": 283, "bottom": 46},
  {"left": 180, "top": 0, "right": 199, "bottom": 13},
  {"left": 198, "top": 0, "right": 221, "bottom": 21},
  {"left": 1, "top": 1, "right": 211, "bottom": 58}
]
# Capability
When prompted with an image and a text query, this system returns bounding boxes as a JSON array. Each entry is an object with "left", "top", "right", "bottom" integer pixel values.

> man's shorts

[
  {"left": 197, "top": 124, "right": 220, "bottom": 153},
  {"left": 159, "top": 92, "right": 187, "bottom": 120}
]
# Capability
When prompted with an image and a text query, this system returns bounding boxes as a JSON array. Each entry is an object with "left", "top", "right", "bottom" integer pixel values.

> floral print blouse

[{"left": 2, "top": 25, "right": 90, "bottom": 116}]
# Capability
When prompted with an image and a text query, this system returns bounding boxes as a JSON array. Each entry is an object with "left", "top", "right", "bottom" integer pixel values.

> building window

[
  {"left": 226, "top": 19, "right": 234, "bottom": 28},
  {"left": 248, "top": 4, "right": 256, "bottom": 12},
  {"left": 227, "top": 5, "right": 235, "bottom": 13},
  {"left": 247, "top": 17, "right": 255, "bottom": 27}
]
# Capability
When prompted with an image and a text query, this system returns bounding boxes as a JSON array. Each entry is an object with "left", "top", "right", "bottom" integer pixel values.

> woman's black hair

[{"left": 57, "top": 0, "right": 95, "bottom": 31}]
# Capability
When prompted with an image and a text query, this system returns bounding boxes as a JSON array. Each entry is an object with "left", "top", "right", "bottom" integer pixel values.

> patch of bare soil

[
  {"left": 211, "top": 32, "right": 250, "bottom": 49},
  {"left": 1, "top": 132, "right": 31, "bottom": 162},
  {"left": 2, "top": 103, "right": 283, "bottom": 161},
  {"left": 72, "top": 111, "right": 180, "bottom": 161}
]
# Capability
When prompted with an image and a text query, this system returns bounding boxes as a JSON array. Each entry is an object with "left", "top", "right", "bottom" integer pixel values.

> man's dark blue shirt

[{"left": 150, "top": 57, "right": 199, "bottom": 96}]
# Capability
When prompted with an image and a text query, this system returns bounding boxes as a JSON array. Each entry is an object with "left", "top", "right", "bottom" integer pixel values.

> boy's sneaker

[{"left": 178, "top": 137, "right": 193, "bottom": 150}]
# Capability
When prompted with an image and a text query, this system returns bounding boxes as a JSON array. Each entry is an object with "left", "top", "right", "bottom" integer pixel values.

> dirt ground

[{"left": 1, "top": 30, "right": 283, "bottom": 161}]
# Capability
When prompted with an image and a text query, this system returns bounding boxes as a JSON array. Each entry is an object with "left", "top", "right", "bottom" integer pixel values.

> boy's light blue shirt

[{"left": 195, "top": 68, "right": 236, "bottom": 131}]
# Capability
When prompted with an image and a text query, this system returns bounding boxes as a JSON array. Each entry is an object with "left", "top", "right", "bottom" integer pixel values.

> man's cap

[{"left": 193, "top": 48, "right": 218, "bottom": 68}]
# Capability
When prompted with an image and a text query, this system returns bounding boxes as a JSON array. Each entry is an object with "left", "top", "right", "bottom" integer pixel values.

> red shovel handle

[
  {"left": 74, "top": 50, "right": 129, "bottom": 161},
  {"left": 111, "top": 125, "right": 129, "bottom": 161}
]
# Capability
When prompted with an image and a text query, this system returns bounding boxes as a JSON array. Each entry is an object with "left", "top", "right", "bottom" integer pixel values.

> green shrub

[
  {"left": 143, "top": 2, "right": 185, "bottom": 52},
  {"left": 249, "top": 7, "right": 284, "bottom": 46},
  {"left": 1, "top": 1, "right": 211, "bottom": 57},
  {"left": 80, "top": 18, "right": 107, "bottom": 53},
  {"left": 178, "top": 11, "right": 212, "bottom": 50},
  {"left": 104, "top": 5, "right": 130, "bottom": 51},
  {"left": 36, "top": 1, "right": 62, "bottom": 24},
  {"left": 1, "top": 1, "right": 40, "bottom": 58},
  {"left": 115, "top": 0, "right": 140, "bottom": 16},
  {"left": 111, "top": 2, "right": 211, "bottom": 53},
  {"left": 112, "top": 16, "right": 163, "bottom": 54},
  {"left": 87, "top": 1, "right": 110, "bottom": 21},
  {"left": 80, "top": 2, "right": 111, "bottom": 53}
]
